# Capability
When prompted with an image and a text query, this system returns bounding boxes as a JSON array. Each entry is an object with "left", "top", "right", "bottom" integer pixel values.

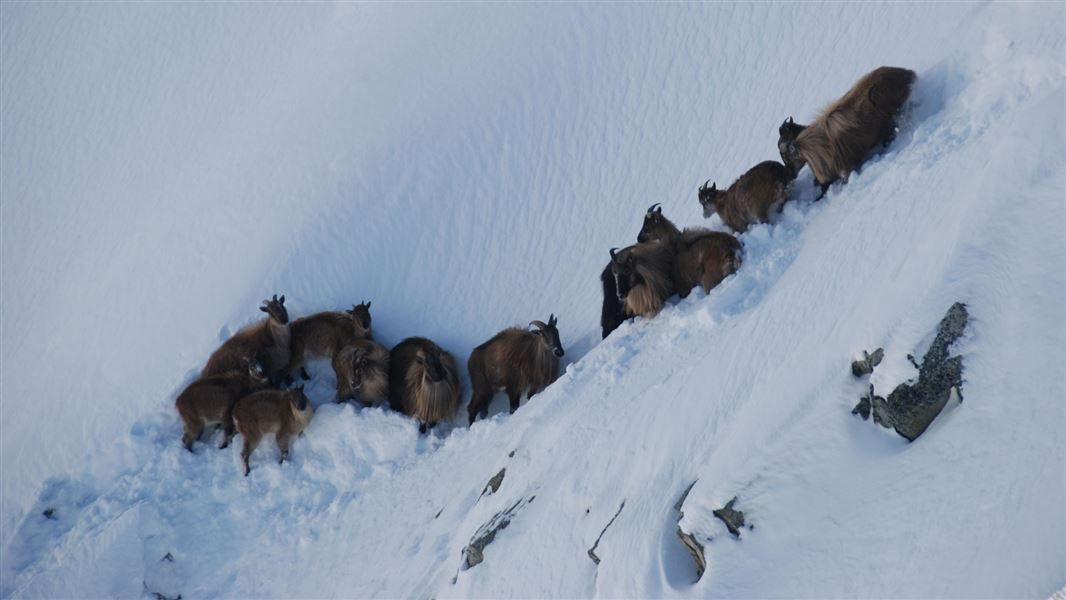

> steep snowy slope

[{"left": 2, "top": 3, "right": 1064, "bottom": 598}]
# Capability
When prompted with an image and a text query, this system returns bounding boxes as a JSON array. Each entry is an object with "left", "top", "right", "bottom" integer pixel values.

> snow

[{"left": 2, "top": 2, "right": 1064, "bottom": 598}]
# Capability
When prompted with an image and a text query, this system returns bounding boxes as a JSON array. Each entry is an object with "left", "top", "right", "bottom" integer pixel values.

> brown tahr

[
  {"left": 697, "top": 161, "right": 795, "bottom": 232},
  {"left": 333, "top": 338, "right": 390, "bottom": 406},
  {"left": 282, "top": 301, "right": 373, "bottom": 382},
  {"left": 232, "top": 385, "right": 314, "bottom": 476},
  {"left": 636, "top": 204, "right": 741, "bottom": 298},
  {"left": 467, "top": 314, "right": 564, "bottom": 425},
  {"left": 389, "top": 337, "right": 460, "bottom": 433},
  {"left": 778, "top": 66, "right": 916, "bottom": 191},
  {"left": 608, "top": 241, "right": 677, "bottom": 321},
  {"left": 175, "top": 359, "right": 270, "bottom": 452},
  {"left": 202, "top": 294, "right": 291, "bottom": 384}
]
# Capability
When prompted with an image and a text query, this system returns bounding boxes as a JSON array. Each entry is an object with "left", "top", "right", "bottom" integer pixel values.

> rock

[
  {"left": 483, "top": 469, "right": 505, "bottom": 496},
  {"left": 872, "top": 303, "right": 968, "bottom": 441},
  {"left": 465, "top": 544, "right": 486, "bottom": 569},
  {"left": 852, "top": 396, "right": 870, "bottom": 419},
  {"left": 143, "top": 582, "right": 181, "bottom": 600},
  {"left": 676, "top": 528, "right": 706, "bottom": 579},
  {"left": 587, "top": 501, "right": 625, "bottom": 565},
  {"left": 674, "top": 482, "right": 706, "bottom": 580},
  {"left": 676, "top": 529, "right": 706, "bottom": 578},
  {"left": 42, "top": 507, "right": 56, "bottom": 520},
  {"left": 463, "top": 497, "right": 531, "bottom": 570},
  {"left": 851, "top": 348, "right": 884, "bottom": 377},
  {"left": 713, "top": 497, "right": 745, "bottom": 538},
  {"left": 851, "top": 384, "right": 880, "bottom": 420}
]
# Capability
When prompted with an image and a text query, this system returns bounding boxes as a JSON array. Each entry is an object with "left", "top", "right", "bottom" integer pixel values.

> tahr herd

[{"left": 176, "top": 66, "right": 916, "bottom": 474}]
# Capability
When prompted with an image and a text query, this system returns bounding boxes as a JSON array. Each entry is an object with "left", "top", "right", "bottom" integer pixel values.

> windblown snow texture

[{"left": 2, "top": 3, "right": 1064, "bottom": 598}]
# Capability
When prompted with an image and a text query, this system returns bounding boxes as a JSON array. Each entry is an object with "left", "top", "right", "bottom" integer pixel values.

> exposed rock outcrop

[
  {"left": 851, "top": 348, "right": 884, "bottom": 377},
  {"left": 852, "top": 384, "right": 877, "bottom": 420},
  {"left": 712, "top": 497, "right": 746, "bottom": 538},
  {"left": 674, "top": 481, "right": 706, "bottom": 580},
  {"left": 851, "top": 303, "right": 968, "bottom": 441},
  {"left": 463, "top": 496, "right": 533, "bottom": 570},
  {"left": 482, "top": 468, "right": 505, "bottom": 497},
  {"left": 587, "top": 501, "right": 625, "bottom": 565},
  {"left": 875, "top": 303, "right": 968, "bottom": 441}
]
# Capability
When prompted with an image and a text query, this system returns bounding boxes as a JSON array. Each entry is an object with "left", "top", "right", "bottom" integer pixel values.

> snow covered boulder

[{"left": 868, "top": 303, "right": 969, "bottom": 441}]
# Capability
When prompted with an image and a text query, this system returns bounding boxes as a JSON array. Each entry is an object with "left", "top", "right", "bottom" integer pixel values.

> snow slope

[{"left": 2, "top": 2, "right": 1064, "bottom": 598}]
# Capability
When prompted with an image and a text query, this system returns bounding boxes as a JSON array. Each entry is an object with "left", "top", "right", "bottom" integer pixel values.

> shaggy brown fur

[
  {"left": 636, "top": 205, "right": 742, "bottom": 298},
  {"left": 779, "top": 66, "right": 916, "bottom": 189},
  {"left": 232, "top": 386, "right": 314, "bottom": 476},
  {"left": 175, "top": 360, "right": 270, "bottom": 451},
  {"left": 697, "top": 161, "right": 795, "bottom": 232},
  {"left": 389, "top": 337, "right": 460, "bottom": 433},
  {"left": 609, "top": 241, "right": 677, "bottom": 319},
  {"left": 333, "top": 339, "right": 390, "bottom": 405},
  {"left": 202, "top": 295, "right": 291, "bottom": 383},
  {"left": 467, "top": 315, "right": 564, "bottom": 425},
  {"left": 282, "top": 301, "right": 373, "bottom": 380},
  {"left": 674, "top": 234, "right": 742, "bottom": 296}
]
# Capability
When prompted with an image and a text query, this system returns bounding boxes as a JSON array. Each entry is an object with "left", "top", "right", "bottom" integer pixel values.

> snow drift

[{"left": 2, "top": 3, "right": 1063, "bottom": 598}]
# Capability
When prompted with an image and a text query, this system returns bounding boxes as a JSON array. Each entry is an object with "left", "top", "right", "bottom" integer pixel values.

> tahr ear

[
  {"left": 787, "top": 116, "right": 794, "bottom": 124},
  {"left": 279, "top": 295, "right": 285, "bottom": 304}
]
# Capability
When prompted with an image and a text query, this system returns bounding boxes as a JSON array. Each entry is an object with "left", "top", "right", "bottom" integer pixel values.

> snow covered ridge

[{"left": 2, "top": 3, "right": 1064, "bottom": 598}]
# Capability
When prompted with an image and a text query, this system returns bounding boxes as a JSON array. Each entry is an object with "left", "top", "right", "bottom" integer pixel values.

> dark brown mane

[
  {"left": 389, "top": 337, "right": 460, "bottom": 432},
  {"left": 467, "top": 316, "right": 563, "bottom": 424},
  {"left": 780, "top": 66, "right": 915, "bottom": 190},
  {"left": 202, "top": 294, "right": 291, "bottom": 383},
  {"left": 333, "top": 339, "right": 390, "bottom": 405}
]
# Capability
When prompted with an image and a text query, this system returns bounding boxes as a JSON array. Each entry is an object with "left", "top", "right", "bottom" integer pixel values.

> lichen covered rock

[
  {"left": 872, "top": 303, "right": 968, "bottom": 441},
  {"left": 712, "top": 497, "right": 746, "bottom": 538}
]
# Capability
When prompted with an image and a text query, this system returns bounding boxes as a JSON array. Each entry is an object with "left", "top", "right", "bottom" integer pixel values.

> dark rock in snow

[
  {"left": 851, "top": 348, "right": 884, "bottom": 377},
  {"left": 852, "top": 384, "right": 880, "bottom": 420},
  {"left": 587, "top": 500, "right": 625, "bottom": 565},
  {"left": 674, "top": 481, "right": 706, "bottom": 580},
  {"left": 872, "top": 303, "right": 968, "bottom": 441},
  {"left": 463, "top": 497, "right": 532, "bottom": 570},
  {"left": 42, "top": 507, "right": 56, "bottom": 520},
  {"left": 143, "top": 582, "right": 181, "bottom": 600},
  {"left": 483, "top": 468, "right": 505, "bottom": 496},
  {"left": 713, "top": 497, "right": 746, "bottom": 538}
]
